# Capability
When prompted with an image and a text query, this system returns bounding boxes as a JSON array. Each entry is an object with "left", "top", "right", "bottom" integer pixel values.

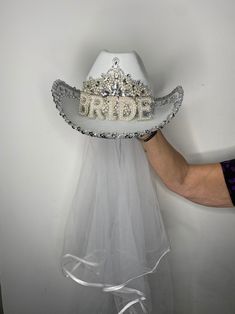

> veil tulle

[{"left": 61, "top": 136, "right": 171, "bottom": 314}]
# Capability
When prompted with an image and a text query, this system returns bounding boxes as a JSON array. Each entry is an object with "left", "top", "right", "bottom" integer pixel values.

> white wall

[{"left": 1, "top": 0, "right": 235, "bottom": 313}]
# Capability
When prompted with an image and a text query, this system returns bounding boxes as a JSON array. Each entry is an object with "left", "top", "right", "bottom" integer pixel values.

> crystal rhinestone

[
  {"left": 82, "top": 59, "right": 153, "bottom": 99},
  {"left": 113, "top": 57, "right": 120, "bottom": 67}
]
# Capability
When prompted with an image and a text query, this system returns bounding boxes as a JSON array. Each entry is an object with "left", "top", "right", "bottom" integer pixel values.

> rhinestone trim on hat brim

[{"left": 51, "top": 79, "right": 184, "bottom": 139}]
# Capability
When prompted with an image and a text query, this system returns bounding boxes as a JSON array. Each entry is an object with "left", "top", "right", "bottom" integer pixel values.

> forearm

[
  {"left": 141, "top": 131, "right": 234, "bottom": 208},
  {"left": 142, "top": 130, "right": 189, "bottom": 192}
]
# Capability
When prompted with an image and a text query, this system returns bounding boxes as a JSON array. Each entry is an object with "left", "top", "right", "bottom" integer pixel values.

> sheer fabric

[{"left": 61, "top": 137, "right": 171, "bottom": 313}]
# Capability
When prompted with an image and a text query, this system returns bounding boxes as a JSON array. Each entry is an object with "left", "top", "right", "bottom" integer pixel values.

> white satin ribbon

[{"left": 61, "top": 248, "right": 170, "bottom": 314}]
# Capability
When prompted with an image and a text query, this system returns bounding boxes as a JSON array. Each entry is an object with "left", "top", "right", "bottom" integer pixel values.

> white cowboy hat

[{"left": 51, "top": 50, "right": 184, "bottom": 139}]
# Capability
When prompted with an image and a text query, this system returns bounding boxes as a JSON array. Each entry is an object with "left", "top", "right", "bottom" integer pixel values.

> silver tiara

[{"left": 82, "top": 57, "right": 153, "bottom": 98}]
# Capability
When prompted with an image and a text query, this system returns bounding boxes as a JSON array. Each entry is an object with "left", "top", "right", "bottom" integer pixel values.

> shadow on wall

[{"left": 0, "top": 284, "right": 4, "bottom": 314}]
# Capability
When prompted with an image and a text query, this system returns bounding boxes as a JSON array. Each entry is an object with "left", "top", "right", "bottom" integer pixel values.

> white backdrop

[{"left": 1, "top": 0, "right": 235, "bottom": 313}]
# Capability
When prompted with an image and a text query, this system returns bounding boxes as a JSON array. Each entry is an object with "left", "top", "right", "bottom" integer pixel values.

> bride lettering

[{"left": 79, "top": 91, "right": 153, "bottom": 121}]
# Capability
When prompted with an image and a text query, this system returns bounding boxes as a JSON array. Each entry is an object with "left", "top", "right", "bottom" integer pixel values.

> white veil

[{"left": 61, "top": 136, "right": 172, "bottom": 314}]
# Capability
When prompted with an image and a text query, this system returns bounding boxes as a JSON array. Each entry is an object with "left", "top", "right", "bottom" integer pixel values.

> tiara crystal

[
  {"left": 83, "top": 57, "right": 153, "bottom": 98},
  {"left": 79, "top": 57, "right": 154, "bottom": 121}
]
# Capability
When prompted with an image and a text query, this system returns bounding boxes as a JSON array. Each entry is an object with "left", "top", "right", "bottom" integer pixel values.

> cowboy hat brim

[{"left": 51, "top": 79, "right": 184, "bottom": 139}]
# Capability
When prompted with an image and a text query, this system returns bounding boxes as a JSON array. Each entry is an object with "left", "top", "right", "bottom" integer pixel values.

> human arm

[{"left": 140, "top": 130, "right": 234, "bottom": 208}]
